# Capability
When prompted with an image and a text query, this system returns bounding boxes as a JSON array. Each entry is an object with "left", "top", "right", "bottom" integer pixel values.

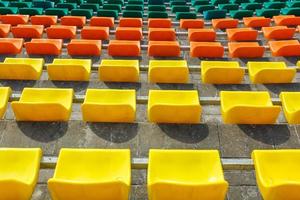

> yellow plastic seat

[
  {"left": 148, "top": 149, "right": 228, "bottom": 200},
  {"left": 201, "top": 61, "right": 244, "bottom": 84},
  {"left": 0, "top": 148, "right": 42, "bottom": 200},
  {"left": 99, "top": 59, "right": 139, "bottom": 82},
  {"left": 280, "top": 92, "right": 300, "bottom": 124},
  {"left": 148, "top": 60, "right": 189, "bottom": 83},
  {"left": 0, "top": 58, "right": 44, "bottom": 80},
  {"left": 252, "top": 149, "right": 300, "bottom": 200},
  {"left": 0, "top": 87, "right": 11, "bottom": 119},
  {"left": 220, "top": 91, "right": 281, "bottom": 124},
  {"left": 81, "top": 89, "right": 136, "bottom": 122},
  {"left": 11, "top": 88, "right": 74, "bottom": 121},
  {"left": 47, "top": 59, "right": 91, "bottom": 81},
  {"left": 248, "top": 62, "right": 296, "bottom": 84},
  {"left": 148, "top": 90, "right": 201, "bottom": 124},
  {"left": 48, "top": 148, "right": 131, "bottom": 200}
]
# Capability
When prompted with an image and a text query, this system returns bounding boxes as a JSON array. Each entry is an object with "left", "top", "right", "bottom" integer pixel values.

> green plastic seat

[
  {"left": 256, "top": 8, "right": 280, "bottom": 17},
  {"left": 103, "top": 4, "right": 122, "bottom": 12},
  {"left": 148, "top": 5, "right": 166, "bottom": 11},
  {"left": 211, "top": 0, "right": 229, "bottom": 5},
  {"left": 9, "top": 2, "right": 31, "bottom": 8},
  {"left": 195, "top": 5, "right": 215, "bottom": 13},
  {"left": 45, "top": 8, "right": 68, "bottom": 17},
  {"left": 33, "top": 1, "right": 54, "bottom": 9},
  {"left": 281, "top": 7, "right": 300, "bottom": 16},
  {"left": 48, "top": 0, "right": 63, "bottom": 3},
  {"left": 107, "top": 0, "right": 124, "bottom": 5},
  {"left": 71, "top": 9, "right": 93, "bottom": 18},
  {"left": 176, "top": 12, "right": 196, "bottom": 19},
  {"left": 80, "top": 3, "right": 99, "bottom": 11},
  {"left": 229, "top": 10, "right": 253, "bottom": 19},
  {"left": 97, "top": 9, "right": 119, "bottom": 19},
  {"left": 241, "top": 2, "right": 262, "bottom": 10},
  {"left": 148, "top": 11, "right": 168, "bottom": 18},
  {"left": 128, "top": 0, "right": 144, "bottom": 4},
  {"left": 192, "top": 0, "right": 210, "bottom": 6},
  {"left": 0, "top": 1, "right": 9, "bottom": 7},
  {"left": 65, "top": 0, "right": 83, "bottom": 4},
  {"left": 218, "top": 3, "right": 239, "bottom": 11},
  {"left": 19, "top": 7, "right": 43, "bottom": 15},
  {"left": 264, "top": 2, "right": 285, "bottom": 9},
  {"left": 171, "top": 5, "right": 190, "bottom": 12},
  {"left": 230, "top": 0, "right": 249, "bottom": 4},
  {"left": 56, "top": 3, "right": 77, "bottom": 10},
  {"left": 122, "top": 10, "right": 143, "bottom": 17},
  {"left": 170, "top": 0, "right": 186, "bottom": 6},
  {"left": 203, "top": 9, "right": 226, "bottom": 19},
  {"left": 250, "top": 0, "right": 267, "bottom": 3},
  {"left": 148, "top": 0, "right": 164, "bottom": 5},
  {"left": 86, "top": 0, "right": 103, "bottom": 5},
  {"left": 287, "top": 1, "right": 300, "bottom": 8},
  {"left": 0, "top": 7, "right": 18, "bottom": 14},
  {"left": 125, "top": 4, "right": 144, "bottom": 11},
  {"left": 269, "top": 0, "right": 285, "bottom": 2}
]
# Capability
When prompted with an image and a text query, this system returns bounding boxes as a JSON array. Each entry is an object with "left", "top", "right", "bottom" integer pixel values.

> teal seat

[
  {"left": 286, "top": 1, "right": 300, "bottom": 8},
  {"left": 264, "top": 2, "right": 285, "bottom": 9},
  {"left": 170, "top": 0, "right": 186, "bottom": 6},
  {"left": 195, "top": 5, "right": 215, "bottom": 13},
  {"left": 241, "top": 2, "right": 262, "bottom": 10},
  {"left": 171, "top": 5, "right": 190, "bottom": 12},
  {"left": 176, "top": 12, "right": 196, "bottom": 19},
  {"left": 0, "top": 1, "right": 9, "bottom": 7},
  {"left": 229, "top": 10, "right": 253, "bottom": 19},
  {"left": 230, "top": 0, "right": 249, "bottom": 4},
  {"left": 219, "top": 3, "right": 239, "bottom": 11},
  {"left": 203, "top": 9, "right": 226, "bottom": 19},
  {"left": 19, "top": 7, "right": 43, "bottom": 15},
  {"left": 122, "top": 10, "right": 143, "bottom": 17},
  {"left": 71, "top": 8, "right": 93, "bottom": 18},
  {"left": 148, "top": 0, "right": 164, "bottom": 5},
  {"left": 128, "top": 0, "right": 144, "bottom": 4},
  {"left": 9, "top": 2, "right": 31, "bottom": 8},
  {"left": 192, "top": 0, "right": 210, "bottom": 6},
  {"left": 45, "top": 8, "right": 68, "bottom": 17},
  {"left": 0, "top": 7, "right": 18, "bottom": 14},
  {"left": 211, "top": 0, "right": 229, "bottom": 5},
  {"left": 97, "top": 9, "right": 119, "bottom": 19},
  {"left": 33, "top": 1, "right": 54, "bottom": 9},
  {"left": 250, "top": 0, "right": 267, "bottom": 3},
  {"left": 148, "top": 11, "right": 168, "bottom": 18},
  {"left": 256, "top": 8, "right": 280, "bottom": 17},
  {"left": 48, "top": 0, "right": 63, "bottom": 3},
  {"left": 107, "top": 0, "right": 124, "bottom": 5},
  {"left": 125, "top": 4, "right": 143, "bottom": 11},
  {"left": 80, "top": 3, "right": 99, "bottom": 11},
  {"left": 148, "top": 5, "right": 166, "bottom": 11},
  {"left": 269, "top": 0, "right": 285, "bottom": 2},
  {"left": 65, "top": 0, "right": 83, "bottom": 4},
  {"left": 86, "top": 0, "right": 103, "bottom": 5},
  {"left": 56, "top": 3, "right": 77, "bottom": 10},
  {"left": 103, "top": 4, "right": 122, "bottom": 12},
  {"left": 281, "top": 7, "right": 300, "bottom": 16}
]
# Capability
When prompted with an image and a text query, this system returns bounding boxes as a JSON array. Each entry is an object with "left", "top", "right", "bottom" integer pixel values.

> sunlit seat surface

[
  {"left": 48, "top": 148, "right": 131, "bottom": 200},
  {"left": 0, "top": 87, "right": 11, "bottom": 119},
  {"left": 280, "top": 92, "right": 300, "bottom": 124},
  {"left": 148, "top": 149, "right": 228, "bottom": 200}
]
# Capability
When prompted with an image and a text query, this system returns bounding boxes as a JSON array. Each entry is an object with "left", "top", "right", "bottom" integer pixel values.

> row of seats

[
  {"left": 0, "top": 87, "right": 299, "bottom": 124},
  {"left": 0, "top": 148, "right": 299, "bottom": 200}
]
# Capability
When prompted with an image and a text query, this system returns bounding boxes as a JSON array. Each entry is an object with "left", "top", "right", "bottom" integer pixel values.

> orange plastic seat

[
  {"left": 1, "top": 15, "right": 29, "bottom": 26},
  {"left": 11, "top": 25, "right": 44, "bottom": 38},
  {"left": 226, "top": 28, "right": 258, "bottom": 41},
  {"left": 243, "top": 17, "right": 271, "bottom": 28},
  {"left": 67, "top": 39, "right": 101, "bottom": 56},
  {"left": 115, "top": 27, "right": 143, "bottom": 40},
  {"left": 273, "top": 15, "right": 300, "bottom": 26},
  {"left": 180, "top": 19, "right": 204, "bottom": 29},
  {"left": 61, "top": 16, "right": 86, "bottom": 27},
  {"left": 119, "top": 17, "right": 142, "bottom": 27},
  {"left": 148, "top": 28, "right": 176, "bottom": 41},
  {"left": 31, "top": 15, "right": 57, "bottom": 27},
  {"left": 46, "top": 25, "right": 76, "bottom": 39},
  {"left": 0, "top": 38, "right": 23, "bottom": 54},
  {"left": 148, "top": 41, "right": 180, "bottom": 57},
  {"left": 90, "top": 16, "right": 114, "bottom": 27},
  {"left": 0, "top": 24, "right": 11, "bottom": 38},
  {"left": 188, "top": 29, "right": 216, "bottom": 42},
  {"left": 269, "top": 40, "right": 300, "bottom": 57},
  {"left": 228, "top": 42, "right": 264, "bottom": 58},
  {"left": 25, "top": 39, "right": 62, "bottom": 55},
  {"left": 190, "top": 42, "right": 224, "bottom": 58},
  {"left": 81, "top": 26, "right": 109, "bottom": 40},
  {"left": 108, "top": 40, "right": 140, "bottom": 57},
  {"left": 212, "top": 18, "right": 238, "bottom": 30},
  {"left": 148, "top": 18, "right": 172, "bottom": 28},
  {"left": 262, "top": 26, "right": 296, "bottom": 40}
]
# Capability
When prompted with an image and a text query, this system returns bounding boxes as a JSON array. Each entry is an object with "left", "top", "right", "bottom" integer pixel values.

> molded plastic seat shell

[
  {"left": 30, "top": 15, "right": 57, "bottom": 27},
  {"left": 148, "top": 18, "right": 172, "bottom": 28},
  {"left": 67, "top": 39, "right": 102, "bottom": 56},
  {"left": 188, "top": 29, "right": 216, "bottom": 42},
  {"left": 81, "top": 26, "right": 109, "bottom": 40},
  {"left": 273, "top": 15, "right": 300, "bottom": 26},
  {"left": 148, "top": 28, "right": 176, "bottom": 41},
  {"left": 0, "top": 38, "right": 23, "bottom": 54},
  {"left": 190, "top": 42, "right": 224, "bottom": 58},
  {"left": 25, "top": 39, "right": 62, "bottom": 55},
  {"left": 60, "top": 16, "right": 86, "bottom": 27},
  {"left": 179, "top": 19, "right": 204, "bottom": 29},
  {"left": 269, "top": 40, "right": 300, "bottom": 56},
  {"left": 280, "top": 92, "right": 300, "bottom": 124},
  {"left": 90, "top": 16, "right": 114, "bottom": 27},
  {"left": 115, "top": 27, "right": 143, "bottom": 40},
  {"left": 226, "top": 28, "right": 258, "bottom": 41},
  {"left": 0, "top": 87, "right": 11, "bottom": 118},
  {"left": 148, "top": 41, "right": 180, "bottom": 57},
  {"left": 108, "top": 40, "right": 140, "bottom": 57},
  {"left": 46, "top": 25, "right": 76, "bottom": 39},
  {"left": 243, "top": 17, "right": 271, "bottom": 27},
  {"left": 228, "top": 42, "right": 264, "bottom": 58},
  {"left": 119, "top": 17, "right": 142, "bottom": 27},
  {"left": 1, "top": 14, "right": 29, "bottom": 25},
  {"left": 11, "top": 25, "right": 44, "bottom": 38},
  {"left": 212, "top": 18, "right": 239, "bottom": 29},
  {"left": 0, "top": 24, "right": 11, "bottom": 38},
  {"left": 262, "top": 26, "right": 296, "bottom": 40}
]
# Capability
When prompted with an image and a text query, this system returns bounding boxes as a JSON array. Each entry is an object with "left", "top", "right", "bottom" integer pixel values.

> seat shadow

[
  {"left": 51, "top": 81, "right": 89, "bottom": 93},
  {"left": 0, "top": 80, "right": 37, "bottom": 92},
  {"left": 17, "top": 122, "right": 68, "bottom": 142},
  {"left": 88, "top": 122, "right": 138, "bottom": 143},
  {"left": 264, "top": 83, "right": 300, "bottom": 95},
  {"left": 103, "top": 82, "right": 141, "bottom": 90},
  {"left": 158, "top": 124, "right": 209, "bottom": 144},
  {"left": 28, "top": 55, "right": 57, "bottom": 63},
  {"left": 213, "top": 84, "right": 252, "bottom": 92},
  {"left": 156, "top": 83, "right": 196, "bottom": 90}
]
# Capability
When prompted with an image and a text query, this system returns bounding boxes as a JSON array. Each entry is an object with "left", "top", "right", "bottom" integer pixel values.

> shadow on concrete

[
  {"left": 17, "top": 122, "right": 68, "bottom": 142},
  {"left": 213, "top": 84, "right": 252, "bottom": 92},
  {"left": 88, "top": 122, "right": 138, "bottom": 143},
  {"left": 158, "top": 124, "right": 209, "bottom": 144},
  {"left": 104, "top": 82, "right": 141, "bottom": 91},
  {"left": 0, "top": 80, "right": 36, "bottom": 92},
  {"left": 51, "top": 81, "right": 89, "bottom": 93},
  {"left": 157, "top": 83, "right": 196, "bottom": 90},
  {"left": 264, "top": 83, "right": 300, "bottom": 95}
]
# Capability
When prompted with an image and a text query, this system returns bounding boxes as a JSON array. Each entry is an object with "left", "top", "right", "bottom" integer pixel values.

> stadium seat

[
  {"left": 280, "top": 92, "right": 300, "bottom": 124},
  {"left": 175, "top": 12, "right": 197, "bottom": 20},
  {"left": 0, "top": 24, "right": 11, "bottom": 38},
  {"left": 25, "top": 39, "right": 62, "bottom": 55},
  {"left": 0, "top": 87, "right": 11, "bottom": 118},
  {"left": 243, "top": 16, "right": 271, "bottom": 27},
  {"left": 119, "top": 17, "right": 143, "bottom": 27},
  {"left": 0, "top": 7, "right": 18, "bottom": 15},
  {"left": 219, "top": 3, "right": 239, "bottom": 11},
  {"left": 11, "top": 88, "right": 73, "bottom": 121},
  {"left": 148, "top": 149, "right": 228, "bottom": 200},
  {"left": 108, "top": 40, "right": 140, "bottom": 57},
  {"left": 226, "top": 28, "right": 258, "bottom": 41},
  {"left": 30, "top": 15, "right": 57, "bottom": 27},
  {"left": 287, "top": 1, "right": 300, "bottom": 8},
  {"left": 264, "top": 2, "right": 285, "bottom": 9},
  {"left": 252, "top": 150, "right": 300, "bottom": 200},
  {"left": 148, "top": 90, "right": 201, "bottom": 123},
  {"left": 262, "top": 26, "right": 296, "bottom": 40},
  {"left": 46, "top": 25, "right": 77, "bottom": 39},
  {"left": 67, "top": 39, "right": 102, "bottom": 56},
  {"left": 90, "top": 16, "right": 114, "bottom": 27},
  {"left": 115, "top": 27, "right": 143, "bottom": 40},
  {"left": 148, "top": 60, "right": 189, "bottom": 83},
  {"left": 0, "top": 148, "right": 42, "bottom": 200},
  {"left": 203, "top": 10, "right": 227, "bottom": 20},
  {"left": 81, "top": 26, "right": 109, "bottom": 40},
  {"left": 148, "top": 18, "right": 172, "bottom": 28},
  {"left": 179, "top": 19, "right": 204, "bottom": 29},
  {"left": 256, "top": 8, "right": 280, "bottom": 18},
  {"left": 248, "top": 62, "right": 296, "bottom": 83},
  {"left": 0, "top": 38, "right": 23, "bottom": 55},
  {"left": 82, "top": 89, "right": 136, "bottom": 122},
  {"left": 1, "top": 14, "right": 29, "bottom": 25},
  {"left": 47, "top": 59, "right": 91, "bottom": 81},
  {"left": 273, "top": 15, "right": 300, "bottom": 26},
  {"left": 190, "top": 42, "right": 224, "bottom": 58},
  {"left": 125, "top": 4, "right": 144, "bottom": 11},
  {"left": 57, "top": 3, "right": 77, "bottom": 10},
  {"left": 71, "top": 9, "right": 93, "bottom": 19},
  {"left": 11, "top": 25, "right": 44, "bottom": 38},
  {"left": 33, "top": 1, "right": 54, "bottom": 9},
  {"left": 61, "top": 16, "right": 86, "bottom": 27},
  {"left": 80, "top": 3, "right": 100, "bottom": 11},
  {"left": 188, "top": 29, "right": 216, "bottom": 42},
  {"left": 9, "top": 2, "right": 32, "bottom": 8},
  {"left": 281, "top": 7, "right": 300, "bottom": 16},
  {"left": 195, "top": 5, "right": 215, "bottom": 13},
  {"left": 241, "top": 2, "right": 262, "bottom": 10},
  {"left": 148, "top": 41, "right": 180, "bottom": 57},
  {"left": 171, "top": 5, "right": 190, "bottom": 13},
  {"left": 99, "top": 59, "right": 139, "bottom": 82},
  {"left": 122, "top": 10, "right": 143, "bottom": 18},
  {"left": 211, "top": 18, "right": 239, "bottom": 29},
  {"left": 148, "top": 28, "right": 176, "bottom": 41},
  {"left": 269, "top": 40, "right": 300, "bottom": 56},
  {"left": 97, "top": 9, "right": 118, "bottom": 19},
  {"left": 48, "top": 149, "right": 130, "bottom": 200},
  {"left": 0, "top": 58, "right": 44, "bottom": 80},
  {"left": 103, "top": 4, "right": 122, "bottom": 12},
  {"left": 148, "top": 5, "right": 166, "bottom": 11},
  {"left": 228, "top": 42, "right": 264, "bottom": 58},
  {"left": 45, "top": 8, "right": 68, "bottom": 17},
  {"left": 230, "top": 10, "right": 253, "bottom": 19},
  {"left": 220, "top": 91, "right": 280, "bottom": 124},
  {"left": 201, "top": 61, "right": 244, "bottom": 84},
  {"left": 148, "top": 11, "right": 168, "bottom": 18}
]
